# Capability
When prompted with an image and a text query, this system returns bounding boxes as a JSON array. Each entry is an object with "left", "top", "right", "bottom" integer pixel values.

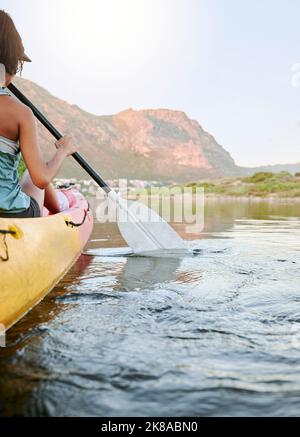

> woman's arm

[{"left": 19, "top": 106, "right": 78, "bottom": 189}]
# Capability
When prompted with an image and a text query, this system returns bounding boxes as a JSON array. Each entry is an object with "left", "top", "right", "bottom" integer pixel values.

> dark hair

[{"left": 0, "top": 10, "right": 25, "bottom": 75}]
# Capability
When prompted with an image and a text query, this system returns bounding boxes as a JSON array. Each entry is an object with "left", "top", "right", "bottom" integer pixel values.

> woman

[{"left": 0, "top": 10, "right": 78, "bottom": 218}]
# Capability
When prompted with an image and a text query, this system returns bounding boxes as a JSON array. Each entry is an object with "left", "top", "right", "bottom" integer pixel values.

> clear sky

[{"left": 1, "top": 0, "right": 299, "bottom": 167}]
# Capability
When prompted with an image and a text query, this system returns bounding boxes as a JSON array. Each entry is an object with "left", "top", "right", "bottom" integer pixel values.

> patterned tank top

[{"left": 0, "top": 87, "right": 30, "bottom": 213}]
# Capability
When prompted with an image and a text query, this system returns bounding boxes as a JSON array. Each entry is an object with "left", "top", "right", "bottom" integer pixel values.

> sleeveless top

[{"left": 0, "top": 87, "right": 30, "bottom": 213}]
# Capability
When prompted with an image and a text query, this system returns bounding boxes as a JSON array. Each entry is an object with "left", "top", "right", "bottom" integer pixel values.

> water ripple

[{"left": 1, "top": 213, "right": 300, "bottom": 417}]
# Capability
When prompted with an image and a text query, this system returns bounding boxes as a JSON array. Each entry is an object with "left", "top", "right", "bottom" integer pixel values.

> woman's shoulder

[
  {"left": 6, "top": 96, "right": 34, "bottom": 125},
  {"left": 0, "top": 95, "right": 35, "bottom": 140},
  {"left": 8, "top": 96, "right": 32, "bottom": 116}
]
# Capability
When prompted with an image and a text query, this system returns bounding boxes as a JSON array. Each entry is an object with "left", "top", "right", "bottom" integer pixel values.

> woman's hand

[{"left": 55, "top": 135, "right": 79, "bottom": 157}]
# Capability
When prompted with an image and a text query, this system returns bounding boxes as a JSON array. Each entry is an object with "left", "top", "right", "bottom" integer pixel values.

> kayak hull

[{"left": 0, "top": 189, "right": 93, "bottom": 331}]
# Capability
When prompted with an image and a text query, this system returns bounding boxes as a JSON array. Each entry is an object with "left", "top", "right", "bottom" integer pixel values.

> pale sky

[{"left": 1, "top": 0, "right": 299, "bottom": 167}]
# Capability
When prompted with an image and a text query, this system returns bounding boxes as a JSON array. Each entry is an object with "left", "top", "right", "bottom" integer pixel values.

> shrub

[
  {"left": 243, "top": 172, "right": 274, "bottom": 183},
  {"left": 277, "top": 171, "right": 292, "bottom": 178}
]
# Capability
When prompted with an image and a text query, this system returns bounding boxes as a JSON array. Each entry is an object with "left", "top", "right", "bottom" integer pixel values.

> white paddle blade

[{"left": 108, "top": 191, "right": 188, "bottom": 256}]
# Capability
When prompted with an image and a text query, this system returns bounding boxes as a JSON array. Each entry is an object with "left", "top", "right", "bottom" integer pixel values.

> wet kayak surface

[{"left": 0, "top": 199, "right": 300, "bottom": 417}]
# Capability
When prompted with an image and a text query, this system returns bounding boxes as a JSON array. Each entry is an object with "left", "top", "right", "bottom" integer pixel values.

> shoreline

[
  {"left": 127, "top": 193, "right": 300, "bottom": 202},
  {"left": 203, "top": 194, "right": 300, "bottom": 202}
]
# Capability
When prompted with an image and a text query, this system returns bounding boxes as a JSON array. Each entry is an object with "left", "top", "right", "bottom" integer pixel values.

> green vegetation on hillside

[
  {"left": 185, "top": 172, "right": 300, "bottom": 197},
  {"left": 130, "top": 172, "right": 300, "bottom": 198}
]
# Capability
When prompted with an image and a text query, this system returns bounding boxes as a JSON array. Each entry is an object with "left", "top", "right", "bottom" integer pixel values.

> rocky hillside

[
  {"left": 11, "top": 77, "right": 240, "bottom": 182},
  {"left": 10, "top": 77, "right": 299, "bottom": 182}
]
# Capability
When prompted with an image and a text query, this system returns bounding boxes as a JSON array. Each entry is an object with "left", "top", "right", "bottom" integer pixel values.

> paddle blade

[{"left": 108, "top": 192, "right": 188, "bottom": 256}]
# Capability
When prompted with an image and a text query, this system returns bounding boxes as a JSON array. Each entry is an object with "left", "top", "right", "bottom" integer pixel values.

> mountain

[
  {"left": 11, "top": 77, "right": 299, "bottom": 182},
  {"left": 243, "top": 163, "right": 300, "bottom": 175},
  {"left": 11, "top": 77, "right": 240, "bottom": 182}
]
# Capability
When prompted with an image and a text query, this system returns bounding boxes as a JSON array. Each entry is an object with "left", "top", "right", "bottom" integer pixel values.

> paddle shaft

[
  {"left": 7, "top": 84, "right": 188, "bottom": 254},
  {"left": 8, "top": 83, "right": 111, "bottom": 194}
]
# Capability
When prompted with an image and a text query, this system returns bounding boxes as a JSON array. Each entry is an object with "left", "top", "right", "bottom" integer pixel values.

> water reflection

[
  {"left": 202, "top": 198, "right": 300, "bottom": 237},
  {"left": 116, "top": 256, "right": 181, "bottom": 291},
  {"left": 87, "top": 198, "right": 300, "bottom": 244}
]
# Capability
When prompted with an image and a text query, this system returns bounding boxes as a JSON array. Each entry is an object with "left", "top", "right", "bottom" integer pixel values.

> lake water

[{"left": 1, "top": 198, "right": 300, "bottom": 417}]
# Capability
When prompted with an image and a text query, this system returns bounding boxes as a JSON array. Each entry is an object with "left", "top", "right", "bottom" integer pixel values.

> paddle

[{"left": 8, "top": 83, "right": 188, "bottom": 256}]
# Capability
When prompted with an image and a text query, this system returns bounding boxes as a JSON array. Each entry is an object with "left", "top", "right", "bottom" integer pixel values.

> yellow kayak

[{"left": 0, "top": 189, "right": 93, "bottom": 331}]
